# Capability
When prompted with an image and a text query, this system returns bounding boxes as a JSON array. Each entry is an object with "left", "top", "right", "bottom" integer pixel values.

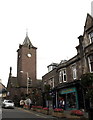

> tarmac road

[{"left": 2, "top": 107, "right": 63, "bottom": 120}]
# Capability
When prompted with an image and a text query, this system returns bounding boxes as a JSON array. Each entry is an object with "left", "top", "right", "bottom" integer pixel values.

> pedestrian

[
  {"left": 59, "top": 98, "right": 65, "bottom": 109},
  {"left": 26, "top": 98, "right": 32, "bottom": 109},
  {"left": 20, "top": 99, "right": 24, "bottom": 108},
  {"left": 61, "top": 98, "right": 65, "bottom": 109}
]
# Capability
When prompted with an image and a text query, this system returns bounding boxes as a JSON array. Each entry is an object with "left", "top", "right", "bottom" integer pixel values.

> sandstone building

[{"left": 42, "top": 13, "right": 93, "bottom": 110}]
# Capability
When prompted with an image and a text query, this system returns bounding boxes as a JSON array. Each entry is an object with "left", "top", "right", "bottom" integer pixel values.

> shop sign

[{"left": 60, "top": 87, "right": 76, "bottom": 94}]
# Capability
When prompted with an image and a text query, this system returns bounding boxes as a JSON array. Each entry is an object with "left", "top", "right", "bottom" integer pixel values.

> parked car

[{"left": 2, "top": 100, "right": 14, "bottom": 109}]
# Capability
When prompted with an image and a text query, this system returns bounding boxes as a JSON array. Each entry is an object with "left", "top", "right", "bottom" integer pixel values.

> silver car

[{"left": 2, "top": 100, "right": 14, "bottom": 109}]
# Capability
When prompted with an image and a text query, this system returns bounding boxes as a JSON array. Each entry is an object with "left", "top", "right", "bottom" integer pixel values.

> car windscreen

[{"left": 7, "top": 100, "right": 13, "bottom": 103}]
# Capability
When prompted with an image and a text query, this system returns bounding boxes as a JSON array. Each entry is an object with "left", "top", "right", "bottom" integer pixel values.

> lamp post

[{"left": 20, "top": 71, "right": 29, "bottom": 95}]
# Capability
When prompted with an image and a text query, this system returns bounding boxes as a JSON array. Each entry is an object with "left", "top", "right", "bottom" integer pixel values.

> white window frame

[
  {"left": 49, "top": 77, "right": 54, "bottom": 88},
  {"left": 59, "top": 69, "right": 67, "bottom": 83},
  {"left": 59, "top": 71, "right": 62, "bottom": 83},
  {"left": 88, "top": 55, "right": 93, "bottom": 73},
  {"left": 63, "top": 69, "right": 67, "bottom": 82},
  {"left": 72, "top": 66, "right": 77, "bottom": 80},
  {"left": 89, "top": 31, "right": 93, "bottom": 43}
]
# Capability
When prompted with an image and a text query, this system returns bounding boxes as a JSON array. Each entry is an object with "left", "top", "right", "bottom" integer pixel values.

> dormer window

[{"left": 89, "top": 31, "right": 93, "bottom": 43}]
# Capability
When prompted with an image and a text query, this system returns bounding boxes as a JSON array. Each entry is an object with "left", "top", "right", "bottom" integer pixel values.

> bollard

[{"left": 88, "top": 107, "right": 93, "bottom": 120}]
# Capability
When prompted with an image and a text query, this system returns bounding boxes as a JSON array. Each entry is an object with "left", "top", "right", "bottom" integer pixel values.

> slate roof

[{"left": 23, "top": 34, "right": 33, "bottom": 47}]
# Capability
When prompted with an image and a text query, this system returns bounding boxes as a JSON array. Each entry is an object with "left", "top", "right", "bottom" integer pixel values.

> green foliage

[
  {"left": 81, "top": 73, "right": 93, "bottom": 88},
  {"left": 81, "top": 73, "right": 93, "bottom": 102},
  {"left": 44, "top": 84, "right": 52, "bottom": 100},
  {"left": 44, "top": 84, "right": 50, "bottom": 92}
]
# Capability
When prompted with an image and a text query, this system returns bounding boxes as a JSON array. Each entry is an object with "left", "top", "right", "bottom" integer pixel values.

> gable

[{"left": 84, "top": 13, "right": 93, "bottom": 31}]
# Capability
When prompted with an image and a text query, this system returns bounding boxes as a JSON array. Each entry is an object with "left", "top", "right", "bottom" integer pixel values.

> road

[{"left": 2, "top": 107, "right": 62, "bottom": 120}]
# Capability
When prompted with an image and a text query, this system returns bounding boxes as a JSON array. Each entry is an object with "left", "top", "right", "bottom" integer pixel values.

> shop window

[
  {"left": 66, "top": 92, "right": 77, "bottom": 109},
  {"left": 58, "top": 87, "right": 78, "bottom": 110},
  {"left": 89, "top": 31, "right": 93, "bottom": 43},
  {"left": 88, "top": 54, "right": 93, "bottom": 72}
]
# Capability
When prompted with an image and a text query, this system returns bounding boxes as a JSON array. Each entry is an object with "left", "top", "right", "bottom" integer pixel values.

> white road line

[{"left": 17, "top": 108, "right": 47, "bottom": 118}]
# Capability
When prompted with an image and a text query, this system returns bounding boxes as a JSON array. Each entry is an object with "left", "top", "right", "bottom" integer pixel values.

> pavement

[
  {"left": 64, "top": 110, "right": 88, "bottom": 120},
  {"left": 21, "top": 107, "right": 89, "bottom": 120}
]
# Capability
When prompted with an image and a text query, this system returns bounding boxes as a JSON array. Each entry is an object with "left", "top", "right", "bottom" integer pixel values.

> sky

[{"left": 0, "top": 0, "right": 92, "bottom": 87}]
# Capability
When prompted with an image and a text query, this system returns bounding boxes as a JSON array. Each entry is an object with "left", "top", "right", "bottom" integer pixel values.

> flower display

[
  {"left": 54, "top": 108, "right": 64, "bottom": 113},
  {"left": 43, "top": 107, "right": 49, "bottom": 110},
  {"left": 36, "top": 106, "right": 43, "bottom": 109},
  {"left": 71, "top": 110, "right": 84, "bottom": 116},
  {"left": 32, "top": 105, "right": 37, "bottom": 108}
]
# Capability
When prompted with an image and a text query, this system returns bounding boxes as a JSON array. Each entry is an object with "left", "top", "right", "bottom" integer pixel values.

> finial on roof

[
  {"left": 26, "top": 28, "right": 28, "bottom": 37},
  {"left": 23, "top": 29, "right": 33, "bottom": 48}
]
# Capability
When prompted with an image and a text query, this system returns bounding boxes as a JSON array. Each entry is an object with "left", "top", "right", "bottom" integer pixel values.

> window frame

[
  {"left": 89, "top": 31, "right": 93, "bottom": 43},
  {"left": 59, "top": 69, "right": 67, "bottom": 83},
  {"left": 49, "top": 77, "right": 54, "bottom": 88},
  {"left": 88, "top": 55, "right": 93, "bottom": 73},
  {"left": 72, "top": 65, "right": 77, "bottom": 80}
]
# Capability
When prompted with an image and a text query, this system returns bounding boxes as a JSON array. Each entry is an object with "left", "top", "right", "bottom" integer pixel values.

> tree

[
  {"left": 80, "top": 73, "right": 93, "bottom": 107},
  {"left": 44, "top": 84, "right": 52, "bottom": 100}
]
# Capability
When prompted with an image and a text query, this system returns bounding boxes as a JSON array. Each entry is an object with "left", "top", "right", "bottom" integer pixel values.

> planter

[
  {"left": 36, "top": 109, "right": 42, "bottom": 112},
  {"left": 23, "top": 105, "right": 29, "bottom": 109},
  {"left": 35, "top": 106, "right": 43, "bottom": 112},
  {"left": 42, "top": 108, "right": 49, "bottom": 115},
  {"left": 70, "top": 110, "right": 84, "bottom": 116},
  {"left": 31, "top": 106, "right": 37, "bottom": 111},
  {"left": 52, "top": 111, "right": 65, "bottom": 118},
  {"left": 52, "top": 108, "right": 65, "bottom": 118}
]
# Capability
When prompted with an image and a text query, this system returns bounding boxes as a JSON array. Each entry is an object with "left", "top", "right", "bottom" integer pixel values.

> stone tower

[{"left": 17, "top": 33, "right": 37, "bottom": 89}]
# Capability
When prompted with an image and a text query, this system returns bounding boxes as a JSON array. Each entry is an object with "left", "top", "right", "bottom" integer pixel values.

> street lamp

[{"left": 20, "top": 71, "right": 29, "bottom": 95}]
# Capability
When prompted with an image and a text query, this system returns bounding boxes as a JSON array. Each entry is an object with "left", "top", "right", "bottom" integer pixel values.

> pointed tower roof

[{"left": 23, "top": 32, "right": 33, "bottom": 48}]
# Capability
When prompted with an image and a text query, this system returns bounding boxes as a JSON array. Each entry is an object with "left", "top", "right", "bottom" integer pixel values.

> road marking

[{"left": 17, "top": 108, "right": 47, "bottom": 118}]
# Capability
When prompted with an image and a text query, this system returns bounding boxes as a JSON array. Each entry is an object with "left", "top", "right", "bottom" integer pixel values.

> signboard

[{"left": 60, "top": 87, "right": 76, "bottom": 94}]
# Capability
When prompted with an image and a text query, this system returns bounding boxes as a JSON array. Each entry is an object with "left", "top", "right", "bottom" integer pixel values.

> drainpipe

[{"left": 56, "top": 91, "right": 58, "bottom": 108}]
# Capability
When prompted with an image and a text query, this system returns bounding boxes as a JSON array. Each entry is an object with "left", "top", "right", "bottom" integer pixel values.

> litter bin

[{"left": 88, "top": 107, "right": 93, "bottom": 120}]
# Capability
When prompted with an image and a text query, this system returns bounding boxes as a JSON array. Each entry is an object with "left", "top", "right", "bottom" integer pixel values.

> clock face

[{"left": 27, "top": 53, "right": 32, "bottom": 57}]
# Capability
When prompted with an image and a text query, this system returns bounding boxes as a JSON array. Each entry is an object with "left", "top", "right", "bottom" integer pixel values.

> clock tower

[{"left": 17, "top": 33, "right": 37, "bottom": 89}]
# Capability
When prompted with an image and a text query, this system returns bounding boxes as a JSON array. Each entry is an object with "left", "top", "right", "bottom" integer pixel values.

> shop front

[{"left": 58, "top": 87, "right": 79, "bottom": 110}]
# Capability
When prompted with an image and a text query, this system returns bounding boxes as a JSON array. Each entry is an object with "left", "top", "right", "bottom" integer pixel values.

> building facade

[{"left": 42, "top": 14, "right": 93, "bottom": 110}]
